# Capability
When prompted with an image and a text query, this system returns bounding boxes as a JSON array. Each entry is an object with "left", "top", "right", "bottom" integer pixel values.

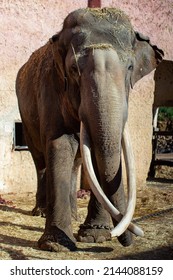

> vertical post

[
  {"left": 88, "top": 0, "right": 101, "bottom": 8},
  {"left": 153, "top": 107, "right": 159, "bottom": 131},
  {"left": 148, "top": 131, "right": 158, "bottom": 178}
]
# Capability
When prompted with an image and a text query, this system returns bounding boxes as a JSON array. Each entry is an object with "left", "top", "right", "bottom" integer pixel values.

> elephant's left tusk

[
  {"left": 111, "top": 123, "right": 138, "bottom": 237},
  {"left": 80, "top": 121, "right": 144, "bottom": 237}
]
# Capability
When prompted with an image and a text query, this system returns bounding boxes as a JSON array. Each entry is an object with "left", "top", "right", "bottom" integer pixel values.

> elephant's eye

[
  {"left": 128, "top": 64, "right": 133, "bottom": 71},
  {"left": 71, "top": 64, "right": 78, "bottom": 73},
  {"left": 70, "top": 63, "right": 81, "bottom": 77}
]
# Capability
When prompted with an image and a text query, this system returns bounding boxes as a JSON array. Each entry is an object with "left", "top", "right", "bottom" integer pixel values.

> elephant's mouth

[{"left": 80, "top": 121, "right": 144, "bottom": 238}]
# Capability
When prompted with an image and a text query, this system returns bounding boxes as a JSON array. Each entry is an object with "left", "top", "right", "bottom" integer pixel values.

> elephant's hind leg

[
  {"left": 22, "top": 123, "right": 47, "bottom": 217},
  {"left": 32, "top": 168, "right": 47, "bottom": 217}
]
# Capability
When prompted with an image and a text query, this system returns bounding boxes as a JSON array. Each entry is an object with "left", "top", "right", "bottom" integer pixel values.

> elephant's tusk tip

[
  {"left": 110, "top": 225, "right": 144, "bottom": 238},
  {"left": 139, "top": 230, "right": 145, "bottom": 237}
]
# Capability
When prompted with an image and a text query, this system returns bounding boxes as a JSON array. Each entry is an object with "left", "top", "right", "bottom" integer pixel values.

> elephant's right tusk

[{"left": 80, "top": 121, "right": 144, "bottom": 237}]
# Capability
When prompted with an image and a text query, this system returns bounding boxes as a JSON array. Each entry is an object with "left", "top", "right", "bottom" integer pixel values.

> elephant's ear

[
  {"left": 49, "top": 33, "right": 66, "bottom": 81},
  {"left": 131, "top": 32, "right": 164, "bottom": 87}
]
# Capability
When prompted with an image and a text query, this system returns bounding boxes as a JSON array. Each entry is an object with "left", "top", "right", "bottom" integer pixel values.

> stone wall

[{"left": 0, "top": 0, "right": 172, "bottom": 193}]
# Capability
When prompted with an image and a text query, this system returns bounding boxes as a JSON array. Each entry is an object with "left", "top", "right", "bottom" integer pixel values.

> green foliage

[{"left": 158, "top": 107, "right": 173, "bottom": 121}]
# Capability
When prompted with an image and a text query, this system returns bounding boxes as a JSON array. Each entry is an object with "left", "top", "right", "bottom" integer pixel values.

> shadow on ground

[{"left": 115, "top": 245, "right": 173, "bottom": 260}]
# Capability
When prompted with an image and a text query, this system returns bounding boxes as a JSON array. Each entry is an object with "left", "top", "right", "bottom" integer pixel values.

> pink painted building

[{"left": 0, "top": 0, "right": 172, "bottom": 193}]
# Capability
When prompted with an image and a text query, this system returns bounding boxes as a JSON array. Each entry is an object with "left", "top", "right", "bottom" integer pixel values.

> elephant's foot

[
  {"left": 117, "top": 230, "right": 133, "bottom": 247},
  {"left": 38, "top": 226, "right": 76, "bottom": 252},
  {"left": 32, "top": 206, "right": 46, "bottom": 217},
  {"left": 77, "top": 224, "right": 111, "bottom": 243}
]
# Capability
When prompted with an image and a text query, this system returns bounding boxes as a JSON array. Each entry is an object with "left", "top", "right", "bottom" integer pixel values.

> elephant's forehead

[
  {"left": 63, "top": 8, "right": 135, "bottom": 60},
  {"left": 60, "top": 8, "right": 136, "bottom": 63},
  {"left": 69, "top": 27, "right": 134, "bottom": 62},
  {"left": 64, "top": 8, "right": 134, "bottom": 42}
]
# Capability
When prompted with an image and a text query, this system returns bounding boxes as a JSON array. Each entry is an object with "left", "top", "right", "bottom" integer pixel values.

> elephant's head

[{"left": 50, "top": 8, "right": 163, "bottom": 239}]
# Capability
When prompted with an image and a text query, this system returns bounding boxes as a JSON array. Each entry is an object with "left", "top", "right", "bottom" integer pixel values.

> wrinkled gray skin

[{"left": 16, "top": 8, "right": 163, "bottom": 252}]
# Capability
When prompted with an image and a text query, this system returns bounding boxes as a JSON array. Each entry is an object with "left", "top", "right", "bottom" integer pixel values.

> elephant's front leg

[
  {"left": 38, "top": 135, "right": 78, "bottom": 252},
  {"left": 77, "top": 192, "right": 112, "bottom": 243}
]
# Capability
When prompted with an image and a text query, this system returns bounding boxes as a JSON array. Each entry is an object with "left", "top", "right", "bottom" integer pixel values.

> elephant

[{"left": 16, "top": 8, "right": 164, "bottom": 252}]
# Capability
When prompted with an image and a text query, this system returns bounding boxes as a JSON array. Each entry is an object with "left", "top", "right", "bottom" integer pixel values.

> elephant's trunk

[{"left": 80, "top": 122, "right": 144, "bottom": 237}]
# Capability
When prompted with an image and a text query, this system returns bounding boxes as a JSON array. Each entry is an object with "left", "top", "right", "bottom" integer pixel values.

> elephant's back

[{"left": 16, "top": 42, "right": 53, "bottom": 99}]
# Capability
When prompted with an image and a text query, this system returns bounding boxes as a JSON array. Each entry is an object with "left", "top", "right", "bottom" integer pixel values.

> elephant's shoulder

[{"left": 28, "top": 43, "right": 53, "bottom": 70}]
